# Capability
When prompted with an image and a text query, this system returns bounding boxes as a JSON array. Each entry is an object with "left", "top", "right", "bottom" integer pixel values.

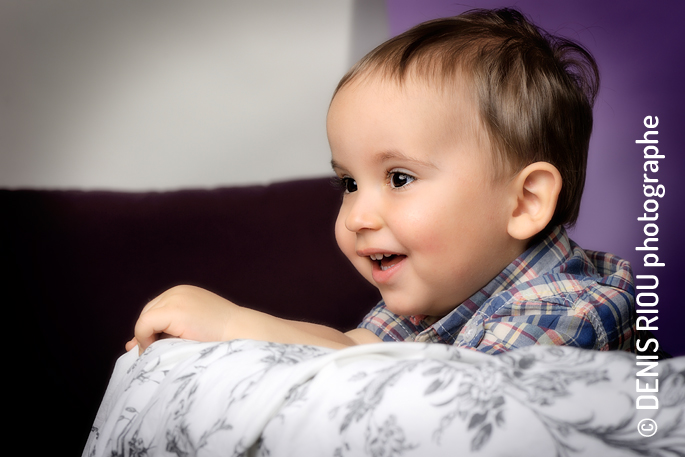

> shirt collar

[{"left": 468, "top": 225, "right": 572, "bottom": 308}]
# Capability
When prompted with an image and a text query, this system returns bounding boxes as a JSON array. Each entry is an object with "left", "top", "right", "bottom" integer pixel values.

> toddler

[{"left": 127, "top": 8, "right": 635, "bottom": 355}]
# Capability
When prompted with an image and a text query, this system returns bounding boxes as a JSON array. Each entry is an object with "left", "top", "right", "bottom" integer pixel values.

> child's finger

[
  {"left": 139, "top": 292, "right": 165, "bottom": 315},
  {"left": 133, "top": 307, "right": 175, "bottom": 353},
  {"left": 138, "top": 285, "right": 191, "bottom": 316},
  {"left": 125, "top": 337, "right": 138, "bottom": 352}
]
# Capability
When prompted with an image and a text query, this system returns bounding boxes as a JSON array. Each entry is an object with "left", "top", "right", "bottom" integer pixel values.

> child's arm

[{"left": 125, "top": 285, "right": 381, "bottom": 354}]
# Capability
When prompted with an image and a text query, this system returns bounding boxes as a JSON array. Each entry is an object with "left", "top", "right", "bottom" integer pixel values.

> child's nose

[{"left": 344, "top": 193, "right": 383, "bottom": 232}]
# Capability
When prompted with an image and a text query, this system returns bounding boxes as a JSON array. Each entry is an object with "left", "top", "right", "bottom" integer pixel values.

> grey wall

[{"left": 0, "top": 0, "right": 387, "bottom": 190}]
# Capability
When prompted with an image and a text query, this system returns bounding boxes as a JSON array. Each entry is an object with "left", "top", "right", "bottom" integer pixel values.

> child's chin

[{"left": 382, "top": 296, "right": 424, "bottom": 318}]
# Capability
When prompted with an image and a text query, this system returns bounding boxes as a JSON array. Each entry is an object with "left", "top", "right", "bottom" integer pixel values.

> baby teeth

[{"left": 370, "top": 253, "right": 394, "bottom": 260}]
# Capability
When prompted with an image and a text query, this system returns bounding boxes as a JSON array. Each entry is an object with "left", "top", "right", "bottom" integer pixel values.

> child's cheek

[
  {"left": 334, "top": 214, "right": 358, "bottom": 261},
  {"left": 401, "top": 208, "right": 447, "bottom": 253},
  {"left": 334, "top": 218, "right": 349, "bottom": 252}
]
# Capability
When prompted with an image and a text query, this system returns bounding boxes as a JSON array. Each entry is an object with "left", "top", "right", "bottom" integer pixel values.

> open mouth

[{"left": 369, "top": 253, "right": 406, "bottom": 271}]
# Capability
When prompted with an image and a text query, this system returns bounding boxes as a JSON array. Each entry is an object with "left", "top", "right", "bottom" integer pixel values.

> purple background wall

[{"left": 386, "top": 0, "right": 684, "bottom": 356}]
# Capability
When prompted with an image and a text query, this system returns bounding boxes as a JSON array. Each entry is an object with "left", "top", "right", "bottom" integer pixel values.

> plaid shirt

[{"left": 358, "top": 226, "right": 636, "bottom": 354}]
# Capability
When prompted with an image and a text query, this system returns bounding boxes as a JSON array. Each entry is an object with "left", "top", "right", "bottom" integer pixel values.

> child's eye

[
  {"left": 343, "top": 177, "right": 358, "bottom": 193},
  {"left": 333, "top": 176, "right": 358, "bottom": 193},
  {"left": 389, "top": 171, "right": 416, "bottom": 189}
]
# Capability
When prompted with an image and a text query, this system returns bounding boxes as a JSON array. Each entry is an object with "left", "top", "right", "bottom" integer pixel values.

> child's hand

[
  {"left": 125, "top": 285, "right": 237, "bottom": 354},
  {"left": 125, "top": 284, "right": 383, "bottom": 354}
]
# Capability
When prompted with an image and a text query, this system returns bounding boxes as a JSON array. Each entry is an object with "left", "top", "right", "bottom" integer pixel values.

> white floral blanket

[{"left": 83, "top": 339, "right": 685, "bottom": 457}]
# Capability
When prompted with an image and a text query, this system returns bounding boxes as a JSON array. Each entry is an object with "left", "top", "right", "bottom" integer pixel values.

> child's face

[{"left": 327, "top": 75, "right": 522, "bottom": 319}]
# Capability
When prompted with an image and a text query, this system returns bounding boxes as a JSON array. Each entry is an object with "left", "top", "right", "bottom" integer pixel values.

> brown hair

[{"left": 334, "top": 8, "right": 599, "bottom": 229}]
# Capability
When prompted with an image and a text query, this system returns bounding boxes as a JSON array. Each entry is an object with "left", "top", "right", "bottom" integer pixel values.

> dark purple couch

[{"left": 2, "top": 177, "right": 379, "bottom": 454}]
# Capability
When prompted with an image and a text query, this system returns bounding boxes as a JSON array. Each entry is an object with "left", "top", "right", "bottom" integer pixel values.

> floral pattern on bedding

[{"left": 83, "top": 340, "right": 685, "bottom": 457}]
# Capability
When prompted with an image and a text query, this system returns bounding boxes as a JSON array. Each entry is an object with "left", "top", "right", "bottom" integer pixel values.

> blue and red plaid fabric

[{"left": 358, "top": 226, "right": 636, "bottom": 354}]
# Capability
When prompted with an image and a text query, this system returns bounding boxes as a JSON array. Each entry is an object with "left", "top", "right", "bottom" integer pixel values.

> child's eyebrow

[
  {"left": 330, "top": 150, "right": 438, "bottom": 174},
  {"left": 375, "top": 150, "right": 438, "bottom": 169},
  {"left": 330, "top": 159, "right": 346, "bottom": 173}
]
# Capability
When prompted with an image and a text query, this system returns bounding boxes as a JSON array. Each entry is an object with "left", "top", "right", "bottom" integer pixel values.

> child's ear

[{"left": 507, "top": 162, "right": 562, "bottom": 241}]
